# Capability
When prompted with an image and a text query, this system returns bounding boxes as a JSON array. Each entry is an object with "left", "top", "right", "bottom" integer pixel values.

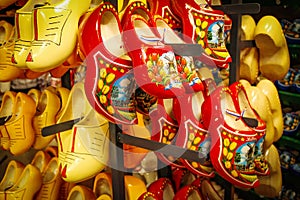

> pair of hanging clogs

[
  {"left": 11, "top": 0, "right": 90, "bottom": 73},
  {"left": 240, "top": 14, "right": 290, "bottom": 83}
]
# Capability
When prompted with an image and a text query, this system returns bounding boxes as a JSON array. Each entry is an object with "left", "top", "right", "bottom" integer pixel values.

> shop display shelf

[{"left": 279, "top": 90, "right": 300, "bottom": 110}]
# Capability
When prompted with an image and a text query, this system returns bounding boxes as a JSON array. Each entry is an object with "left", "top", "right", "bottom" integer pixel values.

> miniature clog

[
  {"left": 54, "top": 86, "right": 70, "bottom": 121},
  {"left": 80, "top": 2, "right": 137, "bottom": 124},
  {"left": 35, "top": 157, "right": 63, "bottom": 200},
  {"left": 12, "top": 0, "right": 50, "bottom": 68},
  {"left": 172, "top": 168, "right": 196, "bottom": 192},
  {"left": 138, "top": 191, "right": 158, "bottom": 200},
  {"left": 67, "top": 185, "right": 96, "bottom": 200},
  {"left": 32, "top": 89, "right": 61, "bottom": 149},
  {"left": 93, "top": 172, "right": 112, "bottom": 199},
  {"left": 200, "top": 179, "right": 222, "bottom": 200},
  {"left": 25, "top": 0, "right": 91, "bottom": 72},
  {"left": 5, "top": 164, "right": 42, "bottom": 200},
  {"left": 27, "top": 88, "right": 41, "bottom": 108},
  {"left": 0, "top": 160, "right": 24, "bottom": 199},
  {"left": 5, "top": 92, "right": 36, "bottom": 155},
  {"left": 56, "top": 82, "right": 109, "bottom": 183},
  {"left": 254, "top": 15, "right": 290, "bottom": 81},
  {"left": 0, "top": 0, "right": 18, "bottom": 10},
  {"left": 256, "top": 79, "right": 283, "bottom": 143},
  {"left": 58, "top": 181, "right": 77, "bottom": 200},
  {"left": 0, "top": 91, "right": 17, "bottom": 150},
  {"left": 0, "top": 20, "right": 23, "bottom": 81}
]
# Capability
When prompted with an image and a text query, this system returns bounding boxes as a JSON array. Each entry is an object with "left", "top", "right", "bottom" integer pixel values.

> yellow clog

[
  {"left": 0, "top": 160, "right": 24, "bottom": 198},
  {"left": 256, "top": 79, "right": 283, "bottom": 143},
  {"left": 239, "top": 79, "right": 275, "bottom": 150},
  {"left": 67, "top": 185, "right": 96, "bottom": 200},
  {"left": 30, "top": 150, "right": 51, "bottom": 173},
  {"left": 0, "top": 91, "right": 16, "bottom": 151},
  {"left": 254, "top": 16, "right": 290, "bottom": 81},
  {"left": 56, "top": 82, "right": 109, "bottom": 183},
  {"left": 240, "top": 15, "right": 259, "bottom": 84},
  {"left": 12, "top": 0, "right": 50, "bottom": 69},
  {"left": 27, "top": 88, "right": 41, "bottom": 108},
  {"left": 5, "top": 92, "right": 36, "bottom": 155},
  {"left": 5, "top": 164, "right": 42, "bottom": 200},
  {"left": 0, "top": 20, "right": 23, "bottom": 81},
  {"left": 58, "top": 181, "right": 77, "bottom": 200},
  {"left": 54, "top": 86, "right": 70, "bottom": 121},
  {"left": 93, "top": 172, "right": 112, "bottom": 199},
  {"left": 35, "top": 157, "right": 63, "bottom": 200},
  {"left": 125, "top": 175, "right": 147, "bottom": 200},
  {"left": 254, "top": 145, "right": 282, "bottom": 198},
  {"left": 44, "top": 145, "right": 59, "bottom": 157},
  {"left": 26, "top": 0, "right": 91, "bottom": 72},
  {"left": 32, "top": 89, "right": 61, "bottom": 150}
]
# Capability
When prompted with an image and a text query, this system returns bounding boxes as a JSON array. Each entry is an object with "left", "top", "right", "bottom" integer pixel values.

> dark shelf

[{"left": 278, "top": 90, "right": 300, "bottom": 110}]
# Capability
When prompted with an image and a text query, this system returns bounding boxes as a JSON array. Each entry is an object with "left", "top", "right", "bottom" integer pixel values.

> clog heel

[
  {"left": 32, "top": 89, "right": 61, "bottom": 150},
  {"left": 80, "top": 2, "right": 137, "bottom": 124},
  {"left": 0, "top": 20, "right": 23, "bottom": 81},
  {"left": 0, "top": 91, "right": 17, "bottom": 151},
  {"left": 12, "top": 0, "right": 50, "bottom": 68},
  {"left": 25, "top": 0, "right": 91, "bottom": 72},
  {"left": 201, "top": 85, "right": 259, "bottom": 188},
  {"left": 56, "top": 82, "right": 109, "bottom": 183},
  {"left": 5, "top": 164, "right": 42, "bottom": 200},
  {"left": 240, "top": 15, "right": 259, "bottom": 84},
  {"left": 5, "top": 92, "right": 36, "bottom": 155},
  {"left": 0, "top": 160, "right": 24, "bottom": 199},
  {"left": 254, "top": 16, "right": 290, "bottom": 81},
  {"left": 35, "top": 157, "right": 63, "bottom": 200}
]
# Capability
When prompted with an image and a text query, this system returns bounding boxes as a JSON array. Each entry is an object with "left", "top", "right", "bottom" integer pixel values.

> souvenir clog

[
  {"left": 56, "top": 82, "right": 109, "bottom": 183},
  {"left": 170, "top": 0, "right": 231, "bottom": 68},
  {"left": 256, "top": 79, "right": 283, "bottom": 143},
  {"left": 80, "top": 2, "right": 137, "bottom": 124},
  {"left": 200, "top": 179, "right": 222, "bottom": 200},
  {"left": 138, "top": 191, "right": 158, "bottom": 200},
  {"left": 0, "top": 20, "right": 23, "bottom": 81},
  {"left": 44, "top": 145, "right": 59, "bottom": 157},
  {"left": 254, "top": 16, "right": 290, "bottom": 81},
  {"left": 35, "top": 157, "right": 63, "bottom": 200},
  {"left": 172, "top": 168, "right": 196, "bottom": 192},
  {"left": 27, "top": 88, "right": 41, "bottom": 108},
  {"left": 54, "top": 86, "right": 70, "bottom": 121},
  {"left": 25, "top": 0, "right": 91, "bottom": 72},
  {"left": 147, "top": 177, "right": 175, "bottom": 200},
  {"left": 0, "top": 91, "right": 17, "bottom": 150},
  {"left": 254, "top": 145, "right": 282, "bottom": 198},
  {"left": 125, "top": 175, "right": 148, "bottom": 200},
  {"left": 93, "top": 172, "right": 112, "bottom": 199},
  {"left": 67, "top": 185, "right": 96, "bottom": 200},
  {"left": 239, "top": 15, "right": 259, "bottom": 84},
  {"left": 122, "top": 5, "right": 186, "bottom": 98},
  {"left": 58, "top": 181, "right": 77, "bottom": 200},
  {"left": 5, "top": 92, "right": 36, "bottom": 155},
  {"left": 5, "top": 164, "right": 42, "bottom": 200},
  {"left": 201, "top": 85, "right": 259, "bottom": 188},
  {"left": 12, "top": 0, "right": 50, "bottom": 68},
  {"left": 0, "top": 160, "right": 24, "bottom": 199},
  {"left": 173, "top": 185, "right": 202, "bottom": 200},
  {"left": 30, "top": 150, "right": 51, "bottom": 173},
  {"left": 173, "top": 79, "right": 215, "bottom": 178},
  {"left": 229, "top": 82, "right": 269, "bottom": 176},
  {"left": 154, "top": 15, "right": 203, "bottom": 93}
]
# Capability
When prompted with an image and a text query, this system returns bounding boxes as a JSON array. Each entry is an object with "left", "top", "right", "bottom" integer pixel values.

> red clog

[
  {"left": 154, "top": 15, "right": 204, "bottom": 93},
  {"left": 201, "top": 85, "right": 260, "bottom": 188},
  {"left": 173, "top": 80, "right": 215, "bottom": 177},
  {"left": 149, "top": 98, "right": 184, "bottom": 168},
  {"left": 229, "top": 82, "right": 269, "bottom": 176},
  {"left": 172, "top": 168, "right": 196, "bottom": 192},
  {"left": 147, "top": 0, "right": 182, "bottom": 32},
  {"left": 147, "top": 178, "right": 175, "bottom": 200},
  {"left": 80, "top": 2, "right": 137, "bottom": 124},
  {"left": 173, "top": 185, "right": 203, "bottom": 200},
  {"left": 170, "top": 0, "right": 231, "bottom": 68},
  {"left": 122, "top": 7, "right": 185, "bottom": 98},
  {"left": 138, "top": 191, "right": 158, "bottom": 200}
]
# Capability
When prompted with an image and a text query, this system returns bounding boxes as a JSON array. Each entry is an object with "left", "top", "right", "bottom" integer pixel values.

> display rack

[{"left": 106, "top": 0, "right": 260, "bottom": 199}]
